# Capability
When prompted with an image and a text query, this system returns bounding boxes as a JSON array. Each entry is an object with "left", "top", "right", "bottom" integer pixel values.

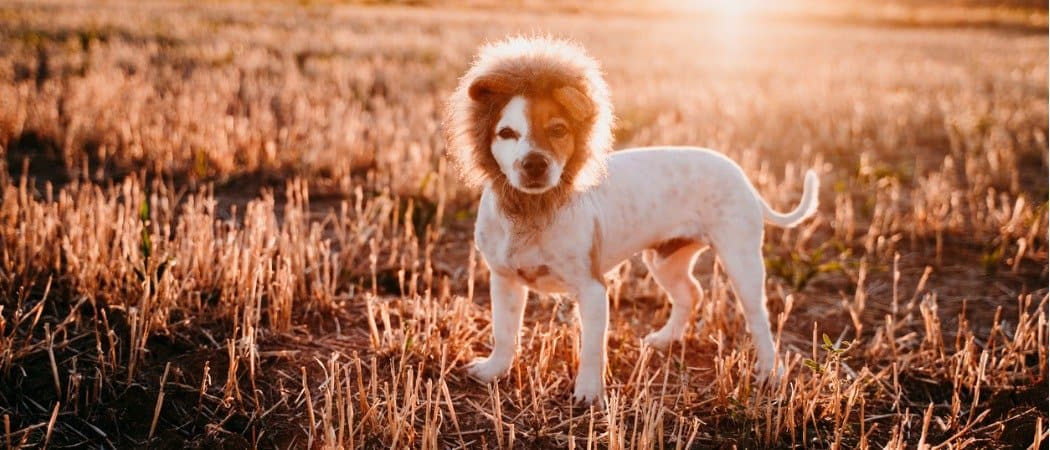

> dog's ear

[
  {"left": 468, "top": 73, "right": 519, "bottom": 101},
  {"left": 552, "top": 86, "right": 595, "bottom": 122}
]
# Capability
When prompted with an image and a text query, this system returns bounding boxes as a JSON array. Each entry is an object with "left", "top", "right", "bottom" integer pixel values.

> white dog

[{"left": 445, "top": 37, "right": 819, "bottom": 406}]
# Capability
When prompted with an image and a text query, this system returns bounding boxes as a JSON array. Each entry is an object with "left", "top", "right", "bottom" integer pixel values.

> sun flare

[{"left": 680, "top": 0, "right": 764, "bottom": 21}]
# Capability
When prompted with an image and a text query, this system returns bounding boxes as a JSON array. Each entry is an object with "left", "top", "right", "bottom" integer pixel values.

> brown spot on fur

[
  {"left": 651, "top": 237, "right": 697, "bottom": 258},
  {"left": 516, "top": 265, "right": 550, "bottom": 284},
  {"left": 527, "top": 96, "right": 575, "bottom": 165},
  {"left": 589, "top": 219, "right": 603, "bottom": 281}
]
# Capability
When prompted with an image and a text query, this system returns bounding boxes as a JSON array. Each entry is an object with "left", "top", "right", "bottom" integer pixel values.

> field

[{"left": 0, "top": 1, "right": 1047, "bottom": 448}]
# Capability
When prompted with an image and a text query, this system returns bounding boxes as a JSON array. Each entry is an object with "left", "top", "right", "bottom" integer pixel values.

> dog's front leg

[
  {"left": 573, "top": 280, "right": 608, "bottom": 407},
  {"left": 467, "top": 273, "right": 527, "bottom": 383}
]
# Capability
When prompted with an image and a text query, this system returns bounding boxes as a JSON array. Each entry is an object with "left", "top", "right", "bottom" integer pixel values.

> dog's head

[{"left": 445, "top": 37, "right": 614, "bottom": 198}]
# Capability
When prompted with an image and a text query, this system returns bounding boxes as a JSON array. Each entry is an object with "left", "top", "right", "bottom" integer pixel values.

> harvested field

[{"left": 0, "top": 1, "right": 1046, "bottom": 448}]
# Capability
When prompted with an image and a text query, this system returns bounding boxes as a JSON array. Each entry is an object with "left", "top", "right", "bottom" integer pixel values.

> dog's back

[{"left": 583, "top": 147, "right": 765, "bottom": 270}]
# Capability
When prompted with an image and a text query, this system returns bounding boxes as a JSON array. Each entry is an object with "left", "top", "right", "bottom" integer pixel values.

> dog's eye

[
  {"left": 497, "top": 127, "right": 519, "bottom": 140},
  {"left": 548, "top": 124, "right": 568, "bottom": 138}
]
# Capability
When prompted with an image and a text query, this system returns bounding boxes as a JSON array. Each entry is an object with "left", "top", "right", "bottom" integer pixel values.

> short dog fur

[{"left": 445, "top": 36, "right": 820, "bottom": 406}]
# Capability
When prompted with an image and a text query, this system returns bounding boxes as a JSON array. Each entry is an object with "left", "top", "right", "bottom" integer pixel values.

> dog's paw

[
  {"left": 465, "top": 358, "right": 509, "bottom": 383},
  {"left": 572, "top": 379, "right": 606, "bottom": 408},
  {"left": 642, "top": 329, "right": 681, "bottom": 349}
]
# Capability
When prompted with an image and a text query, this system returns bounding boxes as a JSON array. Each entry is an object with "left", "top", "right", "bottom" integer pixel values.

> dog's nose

[{"left": 522, "top": 153, "right": 549, "bottom": 179}]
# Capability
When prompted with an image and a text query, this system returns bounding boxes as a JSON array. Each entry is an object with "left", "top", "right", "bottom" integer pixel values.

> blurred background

[{"left": 2, "top": 0, "right": 1046, "bottom": 199}]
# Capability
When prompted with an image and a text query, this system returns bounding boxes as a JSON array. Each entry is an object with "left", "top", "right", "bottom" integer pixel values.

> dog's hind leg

[
  {"left": 642, "top": 242, "right": 705, "bottom": 349},
  {"left": 711, "top": 231, "right": 780, "bottom": 380}
]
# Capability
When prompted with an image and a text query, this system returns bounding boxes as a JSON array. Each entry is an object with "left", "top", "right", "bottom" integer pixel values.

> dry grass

[{"left": 0, "top": 1, "right": 1047, "bottom": 448}]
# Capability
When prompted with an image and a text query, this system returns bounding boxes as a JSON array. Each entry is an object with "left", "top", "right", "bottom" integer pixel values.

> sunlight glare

[{"left": 688, "top": 0, "right": 762, "bottom": 22}]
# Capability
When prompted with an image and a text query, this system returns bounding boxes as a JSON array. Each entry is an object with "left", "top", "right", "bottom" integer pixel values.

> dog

[{"left": 444, "top": 36, "right": 819, "bottom": 406}]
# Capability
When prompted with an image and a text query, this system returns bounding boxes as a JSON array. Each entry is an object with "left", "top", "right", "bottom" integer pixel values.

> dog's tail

[{"left": 761, "top": 170, "right": 819, "bottom": 228}]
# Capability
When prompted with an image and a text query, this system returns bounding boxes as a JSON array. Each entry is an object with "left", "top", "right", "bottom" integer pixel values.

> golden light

[
  {"left": 682, "top": 0, "right": 763, "bottom": 22},
  {"left": 708, "top": 0, "right": 761, "bottom": 21}
]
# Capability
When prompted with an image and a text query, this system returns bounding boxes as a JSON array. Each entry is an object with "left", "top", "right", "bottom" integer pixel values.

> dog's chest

[{"left": 477, "top": 226, "right": 570, "bottom": 294}]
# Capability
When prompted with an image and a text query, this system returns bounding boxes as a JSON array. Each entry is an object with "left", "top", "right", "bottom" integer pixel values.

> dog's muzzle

[{"left": 520, "top": 152, "right": 550, "bottom": 186}]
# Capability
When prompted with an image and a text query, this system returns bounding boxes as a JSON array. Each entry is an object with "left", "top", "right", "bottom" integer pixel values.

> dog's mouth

[
  {"left": 510, "top": 152, "right": 562, "bottom": 194},
  {"left": 515, "top": 178, "right": 557, "bottom": 194}
]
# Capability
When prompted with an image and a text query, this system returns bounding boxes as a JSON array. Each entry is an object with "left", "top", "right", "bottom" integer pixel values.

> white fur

[
  {"left": 467, "top": 147, "right": 819, "bottom": 406},
  {"left": 492, "top": 96, "right": 564, "bottom": 193}
]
